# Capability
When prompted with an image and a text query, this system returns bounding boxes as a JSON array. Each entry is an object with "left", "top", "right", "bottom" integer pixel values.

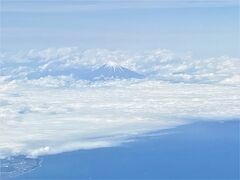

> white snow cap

[{"left": 105, "top": 61, "right": 123, "bottom": 71}]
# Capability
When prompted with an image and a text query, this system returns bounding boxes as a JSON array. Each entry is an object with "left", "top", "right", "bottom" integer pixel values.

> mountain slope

[
  {"left": 27, "top": 62, "right": 144, "bottom": 81},
  {"left": 88, "top": 63, "right": 144, "bottom": 80}
]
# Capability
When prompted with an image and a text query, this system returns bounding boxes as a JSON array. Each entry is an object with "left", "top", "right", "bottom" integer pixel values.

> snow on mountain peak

[{"left": 104, "top": 61, "right": 123, "bottom": 71}]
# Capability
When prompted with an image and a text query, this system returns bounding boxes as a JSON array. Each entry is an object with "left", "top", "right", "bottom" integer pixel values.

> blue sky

[{"left": 0, "top": 0, "right": 239, "bottom": 57}]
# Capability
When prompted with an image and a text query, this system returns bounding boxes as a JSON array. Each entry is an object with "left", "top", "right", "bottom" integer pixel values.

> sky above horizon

[{"left": 0, "top": 0, "right": 239, "bottom": 57}]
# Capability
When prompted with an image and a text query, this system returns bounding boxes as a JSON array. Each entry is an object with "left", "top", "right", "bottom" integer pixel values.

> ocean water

[{"left": 4, "top": 120, "right": 240, "bottom": 179}]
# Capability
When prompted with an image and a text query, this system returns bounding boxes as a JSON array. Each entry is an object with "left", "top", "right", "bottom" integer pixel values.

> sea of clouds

[
  {"left": 1, "top": 48, "right": 240, "bottom": 84},
  {"left": 0, "top": 48, "right": 239, "bottom": 158}
]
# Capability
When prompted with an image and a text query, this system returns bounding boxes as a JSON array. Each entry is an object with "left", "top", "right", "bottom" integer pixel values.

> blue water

[{"left": 14, "top": 120, "right": 239, "bottom": 179}]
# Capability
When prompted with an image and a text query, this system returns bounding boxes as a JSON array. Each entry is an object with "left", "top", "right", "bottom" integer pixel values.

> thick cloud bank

[{"left": 0, "top": 48, "right": 239, "bottom": 158}]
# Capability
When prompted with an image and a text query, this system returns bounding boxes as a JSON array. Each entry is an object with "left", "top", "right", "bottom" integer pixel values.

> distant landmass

[
  {"left": 28, "top": 62, "right": 144, "bottom": 81},
  {"left": 88, "top": 62, "right": 144, "bottom": 80},
  {"left": 0, "top": 156, "right": 40, "bottom": 179}
]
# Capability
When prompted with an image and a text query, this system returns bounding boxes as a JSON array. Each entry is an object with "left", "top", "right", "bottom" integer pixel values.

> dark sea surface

[{"left": 3, "top": 120, "right": 239, "bottom": 180}]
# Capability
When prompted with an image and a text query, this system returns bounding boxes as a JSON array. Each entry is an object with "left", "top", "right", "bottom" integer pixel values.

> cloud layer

[
  {"left": 0, "top": 78, "right": 239, "bottom": 158},
  {"left": 0, "top": 48, "right": 239, "bottom": 158},
  {"left": 1, "top": 48, "right": 240, "bottom": 84},
  {"left": 2, "top": 0, "right": 239, "bottom": 13}
]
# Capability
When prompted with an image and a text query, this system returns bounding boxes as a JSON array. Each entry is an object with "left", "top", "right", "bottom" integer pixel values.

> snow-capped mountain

[
  {"left": 27, "top": 62, "right": 144, "bottom": 81},
  {"left": 88, "top": 62, "right": 144, "bottom": 80}
]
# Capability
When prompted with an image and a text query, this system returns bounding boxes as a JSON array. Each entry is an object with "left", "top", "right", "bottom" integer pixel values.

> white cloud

[
  {"left": 220, "top": 75, "right": 240, "bottom": 85},
  {"left": 1, "top": 48, "right": 239, "bottom": 85},
  {"left": 0, "top": 79, "right": 239, "bottom": 158},
  {"left": 0, "top": 48, "right": 239, "bottom": 158}
]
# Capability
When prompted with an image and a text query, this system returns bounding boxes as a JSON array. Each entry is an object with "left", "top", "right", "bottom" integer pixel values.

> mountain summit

[
  {"left": 89, "top": 62, "right": 144, "bottom": 80},
  {"left": 27, "top": 61, "right": 144, "bottom": 81},
  {"left": 104, "top": 61, "right": 122, "bottom": 70}
]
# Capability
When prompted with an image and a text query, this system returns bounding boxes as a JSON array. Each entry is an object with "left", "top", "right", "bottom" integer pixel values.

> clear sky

[{"left": 0, "top": 0, "right": 239, "bottom": 57}]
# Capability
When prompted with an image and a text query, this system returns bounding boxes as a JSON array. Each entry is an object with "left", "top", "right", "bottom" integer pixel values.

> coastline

[{"left": 5, "top": 119, "right": 238, "bottom": 180}]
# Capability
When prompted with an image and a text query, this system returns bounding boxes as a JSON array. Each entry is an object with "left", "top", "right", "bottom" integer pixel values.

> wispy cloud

[{"left": 1, "top": 0, "right": 239, "bottom": 13}]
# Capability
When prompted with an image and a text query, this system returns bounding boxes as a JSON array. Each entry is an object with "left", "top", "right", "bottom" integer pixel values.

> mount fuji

[
  {"left": 28, "top": 62, "right": 144, "bottom": 81},
  {"left": 88, "top": 62, "right": 144, "bottom": 80}
]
